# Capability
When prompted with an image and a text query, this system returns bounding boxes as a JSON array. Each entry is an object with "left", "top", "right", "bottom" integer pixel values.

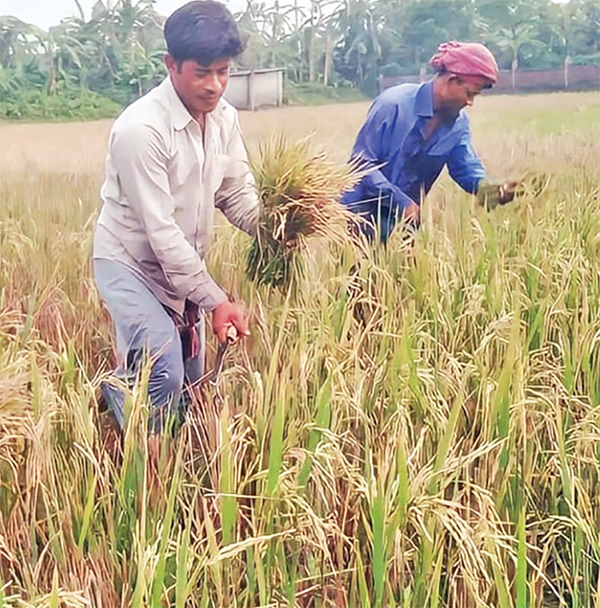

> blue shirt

[{"left": 342, "top": 80, "right": 486, "bottom": 215}]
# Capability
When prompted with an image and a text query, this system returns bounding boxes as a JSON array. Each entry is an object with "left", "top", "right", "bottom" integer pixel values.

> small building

[{"left": 224, "top": 68, "right": 285, "bottom": 111}]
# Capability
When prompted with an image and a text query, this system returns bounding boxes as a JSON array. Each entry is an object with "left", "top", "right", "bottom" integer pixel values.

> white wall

[{"left": 224, "top": 69, "right": 284, "bottom": 111}]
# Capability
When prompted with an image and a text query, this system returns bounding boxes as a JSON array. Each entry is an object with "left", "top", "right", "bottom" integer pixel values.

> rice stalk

[
  {"left": 1, "top": 93, "right": 599, "bottom": 607},
  {"left": 246, "top": 134, "right": 361, "bottom": 290}
]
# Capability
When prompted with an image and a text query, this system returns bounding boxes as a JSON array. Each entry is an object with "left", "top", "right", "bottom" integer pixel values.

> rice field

[{"left": 0, "top": 91, "right": 599, "bottom": 607}]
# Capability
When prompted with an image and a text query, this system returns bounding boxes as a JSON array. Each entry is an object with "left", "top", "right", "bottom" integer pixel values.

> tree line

[{"left": 0, "top": 0, "right": 599, "bottom": 118}]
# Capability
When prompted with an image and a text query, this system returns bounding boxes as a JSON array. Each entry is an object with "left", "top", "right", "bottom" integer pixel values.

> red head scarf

[{"left": 429, "top": 41, "right": 499, "bottom": 85}]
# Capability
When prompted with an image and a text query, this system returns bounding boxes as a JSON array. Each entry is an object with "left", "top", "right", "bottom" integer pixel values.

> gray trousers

[{"left": 93, "top": 258, "right": 205, "bottom": 433}]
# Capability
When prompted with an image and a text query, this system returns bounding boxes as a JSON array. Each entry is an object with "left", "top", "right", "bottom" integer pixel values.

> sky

[
  {"left": 0, "top": 0, "right": 570, "bottom": 31},
  {"left": 0, "top": 0, "right": 249, "bottom": 30}
]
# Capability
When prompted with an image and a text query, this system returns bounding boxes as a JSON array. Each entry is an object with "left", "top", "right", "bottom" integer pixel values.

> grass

[
  {"left": 284, "top": 82, "right": 369, "bottom": 107},
  {"left": 0, "top": 87, "right": 121, "bottom": 122},
  {"left": 476, "top": 90, "right": 600, "bottom": 136},
  {"left": 0, "top": 91, "right": 599, "bottom": 607}
]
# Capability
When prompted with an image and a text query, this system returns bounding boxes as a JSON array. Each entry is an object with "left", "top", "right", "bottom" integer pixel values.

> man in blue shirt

[{"left": 343, "top": 41, "right": 517, "bottom": 243}]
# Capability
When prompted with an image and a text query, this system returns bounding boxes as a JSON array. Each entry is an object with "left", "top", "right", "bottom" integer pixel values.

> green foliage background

[{"left": 0, "top": 0, "right": 599, "bottom": 119}]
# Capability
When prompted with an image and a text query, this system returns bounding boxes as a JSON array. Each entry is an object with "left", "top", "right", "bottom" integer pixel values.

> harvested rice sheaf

[{"left": 246, "top": 135, "right": 362, "bottom": 289}]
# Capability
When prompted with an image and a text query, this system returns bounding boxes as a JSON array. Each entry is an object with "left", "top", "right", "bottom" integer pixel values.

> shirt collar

[
  {"left": 415, "top": 80, "right": 435, "bottom": 118},
  {"left": 159, "top": 76, "right": 226, "bottom": 132},
  {"left": 160, "top": 77, "right": 195, "bottom": 131}
]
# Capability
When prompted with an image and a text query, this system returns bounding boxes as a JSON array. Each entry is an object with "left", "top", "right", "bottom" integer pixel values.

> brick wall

[{"left": 379, "top": 64, "right": 600, "bottom": 93}]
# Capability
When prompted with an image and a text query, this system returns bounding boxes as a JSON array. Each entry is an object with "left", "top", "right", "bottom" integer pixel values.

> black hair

[{"left": 164, "top": 1, "right": 245, "bottom": 67}]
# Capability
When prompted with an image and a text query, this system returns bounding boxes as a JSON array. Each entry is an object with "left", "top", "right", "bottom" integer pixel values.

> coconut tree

[
  {"left": 576, "top": 0, "right": 600, "bottom": 54},
  {"left": 113, "top": 0, "right": 164, "bottom": 95},
  {"left": 64, "top": 0, "right": 164, "bottom": 98},
  {"left": 235, "top": 0, "right": 267, "bottom": 69},
  {"left": 236, "top": 0, "right": 296, "bottom": 71},
  {"left": 261, "top": 0, "right": 298, "bottom": 69},
  {"left": 334, "top": 0, "right": 383, "bottom": 93},
  {"left": 0, "top": 17, "right": 64, "bottom": 95},
  {"left": 387, "top": 0, "right": 479, "bottom": 74},
  {"left": 0, "top": 16, "right": 45, "bottom": 70},
  {"left": 307, "top": 0, "right": 347, "bottom": 85},
  {"left": 73, "top": 0, "right": 86, "bottom": 21},
  {"left": 498, "top": 21, "right": 539, "bottom": 88},
  {"left": 477, "top": 0, "right": 547, "bottom": 89},
  {"left": 548, "top": 1, "right": 582, "bottom": 88}
]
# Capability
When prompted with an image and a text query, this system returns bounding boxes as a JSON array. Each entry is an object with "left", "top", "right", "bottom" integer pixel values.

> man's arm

[
  {"left": 351, "top": 100, "right": 416, "bottom": 212},
  {"left": 447, "top": 121, "right": 520, "bottom": 208},
  {"left": 446, "top": 122, "right": 486, "bottom": 194},
  {"left": 111, "top": 122, "right": 228, "bottom": 312},
  {"left": 215, "top": 115, "right": 260, "bottom": 236}
]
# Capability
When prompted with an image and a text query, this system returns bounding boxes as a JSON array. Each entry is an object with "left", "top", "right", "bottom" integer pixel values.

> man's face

[
  {"left": 166, "top": 55, "right": 230, "bottom": 117},
  {"left": 441, "top": 75, "right": 488, "bottom": 119}
]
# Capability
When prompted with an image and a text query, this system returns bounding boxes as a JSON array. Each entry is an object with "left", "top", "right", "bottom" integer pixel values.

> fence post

[
  {"left": 249, "top": 70, "right": 256, "bottom": 112},
  {"left": 277, "top": 70, "right": 283, "bottom": 107}
]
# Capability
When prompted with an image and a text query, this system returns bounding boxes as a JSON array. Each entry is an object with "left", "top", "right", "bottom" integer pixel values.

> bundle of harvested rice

[{"left": 246, "top": 134, "right": 361, "bottom": 289}]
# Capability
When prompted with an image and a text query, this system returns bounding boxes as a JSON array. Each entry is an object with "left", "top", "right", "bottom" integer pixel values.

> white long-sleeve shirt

[{"left": 93, "top": 76, "right": 259, "bottom": 315}]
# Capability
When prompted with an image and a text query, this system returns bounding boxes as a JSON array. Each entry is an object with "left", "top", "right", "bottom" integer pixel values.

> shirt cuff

[
  {"left": 188, "top": 276, "right": 229, "bottom": 312},
  {"left": 391, "top": 186, "right": 415, "bottom": 210}
]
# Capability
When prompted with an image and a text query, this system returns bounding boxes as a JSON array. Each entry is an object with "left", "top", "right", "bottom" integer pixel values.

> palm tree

[
  {"left": 333, "top": 0, "right": 383, "bottom": 92},
  {"left": 0, "top": 16, "right": 62, "bottom": 95},
  {"left": 68, "top": 0, "right": 164, "bottom": 96},
  {"left": 0, "top": 16, "right": 45, "bottom": 70},
  {"left": 477, "top": 0, "right": 546, "bottom": 89},
  {"left": 236, "top": 0, "right": 310, "bottom": 81},
  {"left": 235, "top": 0, "right": 266, "bottom": 69},
  {"left": 261, "top": 0, "right": 297, "bottom": 69},
  {"left": 496, "top": 21, "right": 539, "bottom": 89},
  {"left": 73, "top": 0, "right": 86, "bottom": 21},
  {"left": 579, "top": 0, "right": 600, "bottom": 54},
  {"left": 311, "top": 0, "right": 347, "bottom": 85},
  {"left": 549, "top": 2, "right": 582, "bottom": 88}
]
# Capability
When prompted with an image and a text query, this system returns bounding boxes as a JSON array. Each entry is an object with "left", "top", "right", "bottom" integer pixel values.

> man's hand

[
  {"left": 403, "top": 201, "right": 420, "bottom": 224},
  {"left": 498, "top": 181, "right": 520, "bottom": 205},
  {"left": 212, "top": 300, "right": 250, "bottom": 343},
  {"left": 477, "top": 180, "right": 520, "bottom": 210}
]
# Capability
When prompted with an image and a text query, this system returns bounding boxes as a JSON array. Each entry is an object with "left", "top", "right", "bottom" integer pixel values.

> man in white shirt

[{"left": 93, "top": 0, "right": 259, "bottom": 434}]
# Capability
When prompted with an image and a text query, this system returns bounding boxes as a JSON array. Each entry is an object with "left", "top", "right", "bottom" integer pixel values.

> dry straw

[
  {"left": 246, "top": 134, "right": 362, "bottom": 289},
  {"left": 2, "top": 92, "right": 599, "bottom": 607}
]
